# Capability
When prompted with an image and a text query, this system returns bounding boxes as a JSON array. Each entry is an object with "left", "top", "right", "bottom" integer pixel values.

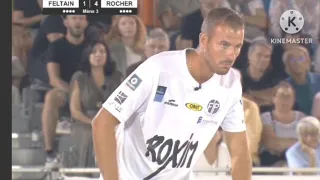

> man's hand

[{"left": 224, "top": 131, "right": 252, "bottom": 180}]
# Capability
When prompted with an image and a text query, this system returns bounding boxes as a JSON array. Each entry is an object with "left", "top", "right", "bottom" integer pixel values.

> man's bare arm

[
  {"left": 224, "top": 131, "right": 252, "bottom": 180},
  {"left": 12, "top": 11, "right": 46, "bottom": 27},
  {"left": 47, "top": 62, "right": 69, "bottom": 91},
  {"left": 204, "top": 131, "right": 223, "bottom": 165},
  {"left": 92, "top": 108, "right": 120, "bottom": 180}
]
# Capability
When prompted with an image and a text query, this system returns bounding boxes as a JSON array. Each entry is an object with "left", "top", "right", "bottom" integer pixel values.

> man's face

[
  {"left": 64, "top": 15, "right": 88, "bottom": 38},
  {"left": 285, "top": 51, "right": 310, "bottom": 75},
  {"left": 200, "top": 24, "right": 244, "bottom": 75},
  {"left": 248, "top": 45, "right": 272, "bottom": 72},
  {"left": 145, "top": 38, "right": 170, "bottom": 58},
  {"left": 199, "top": 0, "right": 220, "bottom": 17}
]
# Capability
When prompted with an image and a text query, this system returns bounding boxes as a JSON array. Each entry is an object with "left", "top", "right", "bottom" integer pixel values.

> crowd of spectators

[{"left": 12, "top": 0, "right": 320, "bottom": 177}]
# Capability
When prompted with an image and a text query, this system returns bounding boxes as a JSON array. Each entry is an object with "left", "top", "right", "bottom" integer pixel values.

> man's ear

[{"left": 199, "top": 33, "right": 209, "bottom": 50}]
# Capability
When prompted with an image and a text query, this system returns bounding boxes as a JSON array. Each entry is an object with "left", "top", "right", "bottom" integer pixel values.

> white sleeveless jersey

[{"left": 101, "top": 49, "right": 246, "bottom": 180}]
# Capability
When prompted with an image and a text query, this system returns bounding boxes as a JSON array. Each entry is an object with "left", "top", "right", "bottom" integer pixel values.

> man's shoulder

[
  {"left": 310, "top": 72, "right": 320, "bottom": 80},
  {"left": 147, "top": 50, "right": 184, "bottom": 67},
  {"left": 218, "top": 68, "right": 242, "bottom": 90}
]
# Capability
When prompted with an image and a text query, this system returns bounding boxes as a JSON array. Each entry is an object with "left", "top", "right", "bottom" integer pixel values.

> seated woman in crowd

[
  {"left": 260, "top": 81, "right": 306, "bottom": 167},
  {"left": 283, "top": 46, "right": 320, "bottom": 115},
  {"left": 286, "top": 116, "right": 320, "bottom": 175},
  {"left": 106, "top": 15, "right": 147, "bottom": 77},
  {"left": 69, "top": 41, "right": 122, "bottom": 168}
]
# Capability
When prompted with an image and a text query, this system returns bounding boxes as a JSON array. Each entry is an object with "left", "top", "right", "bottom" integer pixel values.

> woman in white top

[
  {"left": 260, "top": 81, "right": 306, "bottom": 167},
  {"left": 105, "top": 15, "right": 147, "bottom": 77}
]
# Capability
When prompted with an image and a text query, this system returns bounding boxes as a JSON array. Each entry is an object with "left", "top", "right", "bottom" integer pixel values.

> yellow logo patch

[{"left": 185, "top": 103, "right": 203, "bottom": 111}]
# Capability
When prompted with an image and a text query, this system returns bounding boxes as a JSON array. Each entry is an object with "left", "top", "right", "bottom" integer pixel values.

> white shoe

[
  {"left": 56, "top": 121, "right": 71, "bottom": 134},
  {"left": 45, "top": 155, "right": 60, "bottom": 170}
]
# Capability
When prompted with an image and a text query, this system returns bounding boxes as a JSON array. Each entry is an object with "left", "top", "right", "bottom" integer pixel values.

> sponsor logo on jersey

[
  {"left": 107, "top": 101, "right": 123, "bottom": 112},
  {"left": 164, "top": 99, "right": 178, "bottom": 107},
  {"left": 197, "top": 116, "right": 218, "bottom": 125},
  {"left": 126, "top": 74, "right": 142, "bottom": 91},
  {"left": 185, "top": 103, "right": 203, "bottom": 111},
  {"left": 153, "top": 86, "right": 167, "bottom": 102},
  {"left": 207, "top": 100, "right": 220, "bottom": 114},
  {"left": 114, "top": 91, "right": 128, "bottom": 105},
  {"left": 144, "top": 133, "right": 198, "bottom": 180}
]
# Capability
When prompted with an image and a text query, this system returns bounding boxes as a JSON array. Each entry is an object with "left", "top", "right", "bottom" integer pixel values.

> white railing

[
  {"left": 12, "top": 167, "right": 320, "bottom": 180},
  {"left": 12, "top": 166, "right": 320, "bottom": 173}
]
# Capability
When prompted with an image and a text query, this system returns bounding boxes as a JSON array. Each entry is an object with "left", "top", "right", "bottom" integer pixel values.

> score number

[
  {"left": 82, "top": 0, "right": 99, "bottom": 14},
  {"left": 83, "top": 1, "right": 99, "bottom": 6}
]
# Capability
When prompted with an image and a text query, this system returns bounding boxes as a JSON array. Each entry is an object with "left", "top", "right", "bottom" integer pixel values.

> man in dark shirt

[
  {"left": 241, "top": 38, "right": 282, "bottom": 113},
  {"left": 12, "top": 0, "right": 45, "bottom": 32},
  {"left": 179, "top": 0, "right": 228, "bottom": 48},
  {"left": 42, "top": 15, "right": 88, "bottom": 169},
  {"left": 28, "top": 15, "right": 66, "bottom": 83}
]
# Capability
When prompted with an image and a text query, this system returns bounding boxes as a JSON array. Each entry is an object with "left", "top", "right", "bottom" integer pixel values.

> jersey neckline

[{"left": 182, "top": 48, "right": 218, "bottom": 89}]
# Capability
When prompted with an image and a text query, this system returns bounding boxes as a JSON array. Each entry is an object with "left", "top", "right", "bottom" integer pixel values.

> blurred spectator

[
  {"left": 228, "top": 0, "right": 268, "bottom": 41},
  {"left": 312, "top": 92, "right": 320, "bottom": 120},
  {"left": 156, "top": 0, "right": 199, "bottom": 32},
  {"left": 242, "top": 97, "right": 263, "bottom": 166},
  {"left": 42, "top": 15, "right": 88, "bottom": 169},
  {"left": 283, "top": 46, "right": 320, "bottom": 115},
  {"left": 126, "top": 28, "right": 170, "bottom": 76},
  {"left": 241, "top": 37, "right": 280, "bottom": 112},
  {"left": 27, "top": 15, "right": 65, "bottom": 83},
  {"left": 268, "top": 0, "right": 320, "bottom": 41},
  {"left": 12, "top": 25, "right": 33, "bottom": 101},
  {"left": 260, "top": 82, "right": 305, "bottom": 167},
  {"left": 314, "top": 46, "right": 320, "bottom": 73},
  {"left": 286, "top": 116, "right": 320, "bottom": 175},
  {"left": 85, "top": 22, "right": 109, "bottom": 43},
  {"left": 106, "top": 15, "right": 147, "bottom": 77},
  {"left": 179, "top": 0, "right": 229, "bottom": 49},
  {"left": 69, "top": 41, "right": 121, "bottom": 168},
  {"left": 12, "top": 56, "right": 25, "bottom": 105},
  {"left": 87, "top": 15, "right": 112, "bottom": 29},
  {"left": 271, "top": 32, "right": 314, "bottom": 80},
  {"left": 12, "top": 0, "right": 46, "bottom": 38},
  {"left": 12, "top": 25, "right": 33, "bottom": 71}
]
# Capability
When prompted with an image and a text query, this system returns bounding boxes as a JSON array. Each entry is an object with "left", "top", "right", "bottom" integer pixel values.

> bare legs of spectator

[{"left": 42, "top": 88, "right": 66, "bottom": 168}]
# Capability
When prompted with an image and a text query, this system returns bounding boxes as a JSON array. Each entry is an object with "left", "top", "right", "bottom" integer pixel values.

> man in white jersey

[{"left": 92, "top": 8, "right": 252, "bottom": 180}]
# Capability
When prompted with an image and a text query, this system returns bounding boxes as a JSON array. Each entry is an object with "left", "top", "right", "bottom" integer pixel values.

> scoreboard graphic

[{"left": 42, "top": 0, "right": 138, "bottom": 15}]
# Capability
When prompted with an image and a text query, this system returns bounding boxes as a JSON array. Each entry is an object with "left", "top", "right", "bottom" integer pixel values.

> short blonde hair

[
  {"left": 282, "top": 45, "right": 311, "bottom": 66},
  {"left": 147, "top": 28, "right": 169, "bottom": 42},
  {"left": 296, "top": 116, "right": 320, "bottom": 136}
]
